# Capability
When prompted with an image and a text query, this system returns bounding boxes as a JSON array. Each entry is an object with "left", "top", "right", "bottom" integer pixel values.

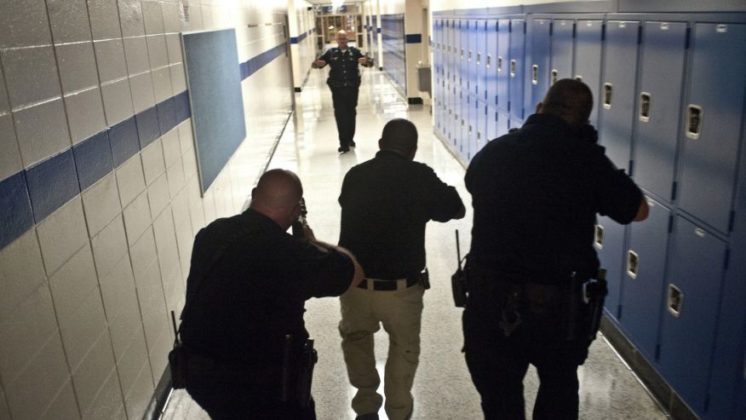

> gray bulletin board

[{"left": 182, "top": 28, "right": 246, "bottom": 194}]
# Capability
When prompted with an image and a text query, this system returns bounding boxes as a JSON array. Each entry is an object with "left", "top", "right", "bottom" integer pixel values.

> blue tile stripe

[
  {"left": 0, "top": 38, "right": 288, "bottom": 251},
  {"left": 406, "top": 34, "right": 422, "bottom": 44},
  {"left": 290, "top": 29, "right": 311, "bottom": 44}
]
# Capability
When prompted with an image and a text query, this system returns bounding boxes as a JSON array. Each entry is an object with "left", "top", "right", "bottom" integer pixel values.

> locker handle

[
  {"left": 477, "top": 53, "right": 481, "bottom": 64},
  {"left": 667, "top": 284, "right": 684, "bottom": 318},
  {"left": 498, "top": 56, "right": 504, "bottom": 72},
  {"left": 594, "top": 224, "right": 604, "bottom": 249},
  {"left": 626, "top": 250, "right": 639, "bottom": 279},
  {"left": 686, "top": 105, "right": 703, "bottom": 140},
  {"left": 486, "top": 54, "right": 491, "bottom": 68},
  {"left": 639, "top": 92, "right": 651, "bottom": 122},
  {"left": 531, "top": 65, "right": 539, "bottom": 85},
  {"left": 551, "top": 69, "right": 558, "bottom": 85},
  {"left": 575, "top": 75, "right": 583, "bottom": 82},
  {"left": 468, "top": 50, "right": 472, "bottom": 61},
  {"left": 510, "top": 59, "right": 517, "bottom": 78},
  {"left": 603, "top": 83, "right": 613, "bottom": 109}
]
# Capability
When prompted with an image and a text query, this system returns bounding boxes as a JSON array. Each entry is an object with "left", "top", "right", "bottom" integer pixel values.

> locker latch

[
  {"left": 468, "top": 50, "right": 472, "bottom": 61},
  {"left": 640, "top": 92, "right": 651, "bottom": 122},
  {"left": 667, "top": 284, "right": 684, "bottom": 318},
  {"left": 498, "top": 56, "right": 503, "bottom": 72},
  {"left": 686, "top": 105, "right": 702, "bottom": 140},
  {"left": 626, "top": 250, "right": 639, "bottom": 279},
  {"left": 603, "top": 83, "right": 613, "bottom": 109},
  {"left": 594, "top": 224, "right": 604, "bottom": 249},
  {"left": 551, "top": 69, "right": 558, "bottom": 85},
  {"left": 486, "top": 54, "right": 491, "bottom": 68},
  {"left": 531, "top": 65, "right": 539, "bottom": 85},
  {"left": 510, "top": 59, "right": 517, "bottom": 78},
  {"left": 477, "top": 53, "right": 481, "bottom": 64}
]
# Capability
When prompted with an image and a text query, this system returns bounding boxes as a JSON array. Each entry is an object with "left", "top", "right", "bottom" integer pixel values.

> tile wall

[{"left": 0, "top": 0, "right": 306, "bottom": 418}]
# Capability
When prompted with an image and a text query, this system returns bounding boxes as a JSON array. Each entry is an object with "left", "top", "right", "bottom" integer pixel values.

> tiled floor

[{"left": 159, "top": 69, "right": 669, "bottom": 420}]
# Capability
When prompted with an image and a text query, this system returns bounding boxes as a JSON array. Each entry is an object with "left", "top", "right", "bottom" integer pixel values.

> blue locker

[
  {"left": 677, "top": 23, "right": 746, "bottom": 234},
  {"left": 527, "top": 18, "right": 551, "bottom": 114},
  {"left": 486, "top": 20, "right": 498, "bottom": 108},
  {"left": 594, "top": 217, "right": 626, "bottom": 320},
  {"left": 447, "top": 20, "right": 456, "bottom": 144},
  {"left": 477, "top": 20, "right": 487, "bottom": 102},
  {"left": 509, "top": 18, "right": 525, "bottom": 127},
  {"left": 634, "top": 21, "right": 688, "bottom": 203},
  {"left": 619, "top": 198, "right": 670, "bottom": 361},
  {"left": 598, "top": 20, "right": 640, "bottom": 172},
  {"left": 497, "top": 111, "right": 510, "bottom": 137},
  {"left": 551, "top": 19, "right": 574, "bottom": 84},
  {"left": 659, "top": 216, "right": 727, "bottom": 415},
  {"left": 497, "top": 19, "right": 510, "bottom": 113},
  {"left": 575, "top": 20, "right": 603, "bottom": 126},
  {"left": 461, "top": 20, "right": 470, "bottom": 155}
]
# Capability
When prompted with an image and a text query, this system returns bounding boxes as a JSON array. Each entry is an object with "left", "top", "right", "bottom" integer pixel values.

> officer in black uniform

[
  {"left": 462, "top": 79, "right": 649, "bottom": 420},
  {"left": 179, "top": 169, "right": 363, "bottom": 420},
  {"left": 312, "top": 30, "right": 374, "bottom": 153}
]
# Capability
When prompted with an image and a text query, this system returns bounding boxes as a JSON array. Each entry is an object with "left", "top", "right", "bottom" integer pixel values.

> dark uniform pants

[
  {"left": 462, "top": 285, "right": 591, "bottom": 420},
  {"left": 187, "top": 384, "right": 316, "bottom": 420},
  {"left": 330, "top": 85, "right": 360, "bottom": 148}
]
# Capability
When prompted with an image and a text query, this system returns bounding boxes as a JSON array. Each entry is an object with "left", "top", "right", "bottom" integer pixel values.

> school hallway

[{"left": 160, "top": 67, "right": 669, "bottom": 420}]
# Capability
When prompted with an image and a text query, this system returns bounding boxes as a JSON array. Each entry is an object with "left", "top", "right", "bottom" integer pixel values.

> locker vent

[
  {"left": 655, "top": 344, "right": 661, "bottom": 360},
  {"left": 572, "top": 22, "right": 577, "bottom": 38},
  {"left": 637, "top": 25, "right": 642, "bottom": 44},
  {"left": 728, "top": 210, "right": 736, "bottom": 232},
  {"left": 671, "top": 181, "right": 677, "bottom": 201},
  {"left": 685, "top": 27, "right": 691, "bottom": 49}
]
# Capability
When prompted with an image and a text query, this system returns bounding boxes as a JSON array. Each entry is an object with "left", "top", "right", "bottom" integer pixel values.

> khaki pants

[{"left": 339, "top": 281, "right": 425, "bottom": 420}]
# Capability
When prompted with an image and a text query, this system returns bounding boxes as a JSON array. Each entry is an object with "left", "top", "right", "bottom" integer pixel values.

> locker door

[
  {"left": 659, "top": 216, "right": 727, "bottom": 414},
  {"left": 598, "top": 20, "right": 640, "bottom": 172},
  {"left": 477, "top": 20, "right": 487, "bottom": 103},
  {"left": 527, "top": 18, "right": 552, "bottom": 113},
  {"left": 619, "top": 198, "right": 670, "bottom": 360},
  {"left": 476, "top": 100, "right": 486, "bottom": 154},
  {"left": 594, "top": 217, "right": 627, "bottom": 320},
  {"left": 509, "top": 18, "right": 525, "bottom": 127},
  {"left": 575, "top": 20, "right": 603, "bottom": 126},
  {"left": 634, "top": 21, "right": 688, "bottom": 203},
  {"left": 460, "top": 19, "right": 469, "bottom": 155},
  {"left": 677, "top": 23, "right": 746, "bottom": 233},
  {"left": 497, "top": 19, "right": 510, "bottom": 113},
  {"left": 447, "top": 20, "right": 456, "bottom": 144},
  {"left": 433, "top": 19, "right": 441, "bottom": 135},
  {"left": 486, "top": 20, "right": 498, "bottom": 140},
  {"left": 551, "top": 19, "right": 574, "bottom": 84}
]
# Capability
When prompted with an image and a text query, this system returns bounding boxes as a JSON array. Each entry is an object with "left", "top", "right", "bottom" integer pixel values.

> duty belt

[{"left": 358, "top": 276, "right": 419, "bottom": 291}]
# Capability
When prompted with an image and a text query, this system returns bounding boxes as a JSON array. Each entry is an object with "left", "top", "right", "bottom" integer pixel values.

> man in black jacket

[
  {"left": 312, "top": 30, "right": 374, "bottom": 153},
  {"left": 463, "top": 79, "right": 649, "bottom": 420},
  {"left": 180, "top": 169, "right": 363, "bottom": 420},
  {"left": 338, "top": 119, "right": 466, "bottom": 420}
]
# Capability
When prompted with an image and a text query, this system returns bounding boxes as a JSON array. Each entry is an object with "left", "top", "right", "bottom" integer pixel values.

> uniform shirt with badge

[{"left": 319, "top": 46, "right": 366, "bottom": 88}]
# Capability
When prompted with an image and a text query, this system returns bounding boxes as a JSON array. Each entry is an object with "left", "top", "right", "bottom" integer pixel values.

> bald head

[
  {"left": 538, "top": 79, "right": 594, "bottom": 126},
  {"left": 250, "top": 169, "right": 303, "bottom": 228},
  {"left": 379, "top": 118, "right": 418, "bottom": 159},
  {"left": 336, "top": 30, "right": 349, "bottom": 48}
]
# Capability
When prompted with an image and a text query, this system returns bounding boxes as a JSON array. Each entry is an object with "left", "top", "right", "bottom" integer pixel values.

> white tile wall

[
  {"left": 46, "top": 0, "right": 92, "bottom": 43},
  {"left": 6, "top": 334, "right": 73, "bottom": 419},
  {"left": 37, "top": 197, "right": 89, "bottom": 276},
  {"left": 82, "top": 173, "right": 123, "bottom": 237},
  {"left": 0, "top": 1, "right": 296, "bottom": 418},
  {"left": 148, "top": 173, "right": 171, "bottom": 217},
  {"left": 0, "top": 228, "right": 46, "bottom": 320},
  {"left": 140, "top": 139, "right": 165, "bottom": 184},
  {"left": 0, "top": 285, "right": 60, "bottom": 384},
  {"left": 64, "top": 87, "right": 107, "bottom": 143},
  {"left": 40, "top": 381, "right": 80, "bottom": 420},
  {"left": 13, "top": 98, "right": 71, "bottom": 167},
  {"left": 122, "top": 191, "right": 152, "bottom": 246},
  {"left": 56, "top": 42, "right": 99, "bottom": 94},
  {"left": 116, "top": 154, "right": 146, "bottom": 206},
  {"left": 101, "top": 78, "right": 135, "bottom": 126},
  {"left": 0, "top": 0, "right": 52, "bottom": 48},
  {"left": 87, "top": 0, "right": 123, "bottom": 40},
  {"left": 71, "top": 331, "right": 117, "bottom": 416},
  {"left": 94, "top": 39, "right": 129, "bottom": 83},
  {"left": 2, "top": 46, "right": 61, "bottom": 107}
]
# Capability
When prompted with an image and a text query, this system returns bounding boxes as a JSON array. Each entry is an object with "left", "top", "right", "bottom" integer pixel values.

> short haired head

[
  {"left": 250, "top": 169, "right": 303, "bottom": 229},
  {"left": 336, "top": 30, "right": 349, "bottom": 48},
  {"left": 379, "top": 118, "right": 418, "bottom": 159},
  {"left": 537, "top": 79, "right": 594, "bottom": 126}
]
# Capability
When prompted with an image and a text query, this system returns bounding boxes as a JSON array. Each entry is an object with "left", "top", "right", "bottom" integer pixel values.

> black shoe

[
  {"left": 338, "top": 146, "right": 350, "bottom": 153},
  {"left": 350, "top": 141, "right": 356, "bottom": 148}
]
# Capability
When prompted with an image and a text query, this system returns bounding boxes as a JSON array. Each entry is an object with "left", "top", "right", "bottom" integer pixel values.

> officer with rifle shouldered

[
  {"left": 461, "top": 79, "right": 649, "bottom": 420},
  {"left": 176, "top": 169, "right": 363, "bottom": 419}
]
